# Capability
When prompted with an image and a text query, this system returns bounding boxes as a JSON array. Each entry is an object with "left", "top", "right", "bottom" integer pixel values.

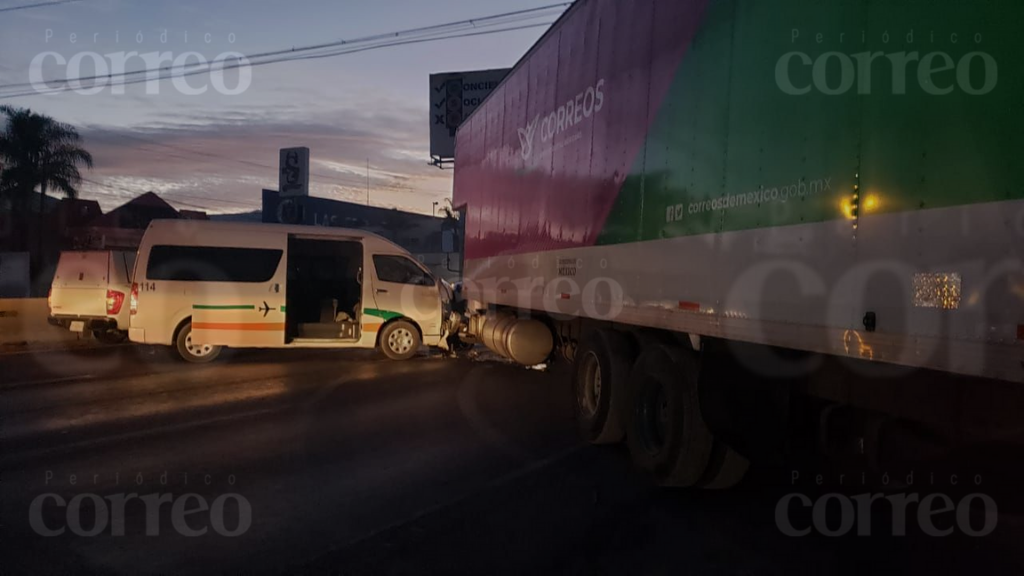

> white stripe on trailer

[{"left": 462, "top": 199, "right": 1024, "bottom": 383}]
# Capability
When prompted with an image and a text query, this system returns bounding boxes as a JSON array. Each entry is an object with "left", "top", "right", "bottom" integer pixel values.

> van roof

[{"left": 144, "top": 219, "right": 407, "bottom": 251}]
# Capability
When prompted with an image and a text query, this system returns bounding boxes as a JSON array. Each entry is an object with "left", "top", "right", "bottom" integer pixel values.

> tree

[
  {"left": 0, "top": 105, "right": 93, "bottom": 262},
  {"left": 439, "top": 197, "right": 459, "bottom": 230}
]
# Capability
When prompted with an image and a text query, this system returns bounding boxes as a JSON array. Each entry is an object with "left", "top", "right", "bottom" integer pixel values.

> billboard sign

[
  {"left": 429, "top": 69, "right": 510, "bottom": 162},
  {"left": 279, "top": 147, "right": 310, "bottom": 197}
]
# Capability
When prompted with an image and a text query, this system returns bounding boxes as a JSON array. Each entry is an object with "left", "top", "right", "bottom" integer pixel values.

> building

[
  {"left": 70, "top": 192, "right": 207, "bottom": 250},
  {"left": 0, "top": 191, "right": 208, "bottom": 296},
  {"left": 262, "top": 190, "right": 461, "bottom": 280}
]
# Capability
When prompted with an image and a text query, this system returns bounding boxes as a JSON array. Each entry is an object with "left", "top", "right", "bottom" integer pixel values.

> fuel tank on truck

[{"left": 470, "top": 313, "right": 553, "bottom": 366}]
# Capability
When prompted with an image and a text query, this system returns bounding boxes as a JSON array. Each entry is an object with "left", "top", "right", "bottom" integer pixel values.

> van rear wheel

[
  {"left": 176, "top": 322, "right": 222, "bottom": 363},
  {"left": 379, "top": 320, "right": 420, "bottom": 361}
]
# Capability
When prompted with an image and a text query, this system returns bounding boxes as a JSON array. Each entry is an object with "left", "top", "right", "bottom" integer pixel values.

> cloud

[{"left": 78, "top": 105, "right": 452, "bottom": 214}]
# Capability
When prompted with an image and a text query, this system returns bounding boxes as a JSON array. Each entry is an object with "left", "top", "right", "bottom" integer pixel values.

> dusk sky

[{"left": 0, "top": 0, "right": 567, "bottom": 214}]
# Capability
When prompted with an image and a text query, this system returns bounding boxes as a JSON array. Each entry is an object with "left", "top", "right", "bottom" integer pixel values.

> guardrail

[{"left": 0, "top": 299, "right": 81, "bottom": 345}]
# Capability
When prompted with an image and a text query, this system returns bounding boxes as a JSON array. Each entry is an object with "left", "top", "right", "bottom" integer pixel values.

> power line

[
  {"left": 0, "top": 6, "right": 564, "bottom": 98},
  {"left": 0, "top": 21, "right": 555, "bottom": 98},
  {"left": 0, "top": 4, "right": 563, "bottom": 91},
  {"left": 0, "top": 0, "right": 79, "bottom": 13},
  {"left": 267, "top": 22, "right": 553, "bottom": 66}
]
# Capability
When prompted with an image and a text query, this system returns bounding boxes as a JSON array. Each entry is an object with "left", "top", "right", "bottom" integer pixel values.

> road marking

[{"left": 2, "top": 374, "right": 96, "bottom": 389}]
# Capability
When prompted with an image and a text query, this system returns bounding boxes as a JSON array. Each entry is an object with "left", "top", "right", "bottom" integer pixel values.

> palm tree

[{"left": 0, "top": 105, "right": 93, "bottom": 266}]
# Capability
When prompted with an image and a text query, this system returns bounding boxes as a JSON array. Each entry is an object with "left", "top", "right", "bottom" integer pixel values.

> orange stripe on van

[
  {"left": 362, "top": 323, "right": 382, "bottom": 333},
  {"left": 192, "top": 322, "right": 285, "bottom": 331}
]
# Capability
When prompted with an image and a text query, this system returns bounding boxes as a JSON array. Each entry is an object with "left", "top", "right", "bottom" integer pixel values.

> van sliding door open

[{"left": 285, "top": 236, "right": 364, "bottom": 343}]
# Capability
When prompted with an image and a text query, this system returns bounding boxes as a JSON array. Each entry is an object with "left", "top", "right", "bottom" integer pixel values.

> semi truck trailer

[{"left": 450, "top": 0, "right": 1024, "bottom": 488}]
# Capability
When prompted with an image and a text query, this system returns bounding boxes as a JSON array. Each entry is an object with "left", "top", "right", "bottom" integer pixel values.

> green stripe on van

[
  {"left": 364, "top": 308, "right": 402, "bottom": 321},
  {"left": 192, "top": 305, "right": 256, "bottom": 310}
]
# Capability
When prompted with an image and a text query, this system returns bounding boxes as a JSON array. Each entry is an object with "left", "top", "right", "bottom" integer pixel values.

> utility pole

[{"left": 365, "top": 159, "right": 370, "bottom": 206}]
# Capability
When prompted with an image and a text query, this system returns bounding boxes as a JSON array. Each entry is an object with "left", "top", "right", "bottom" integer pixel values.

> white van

[
  {"left": 48, "top": 250, "right": 136, "bottom": 344},
  {"left": 128, "top": 220, "right": 449, "bottom": 362}
]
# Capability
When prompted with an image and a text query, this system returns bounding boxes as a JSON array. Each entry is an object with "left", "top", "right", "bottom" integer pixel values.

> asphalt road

[{"left": 2, "top": 344, "right": 1023, "bottom": 575}]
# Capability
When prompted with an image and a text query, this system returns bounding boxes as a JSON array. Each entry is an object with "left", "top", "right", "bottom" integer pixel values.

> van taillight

[
  {"left": 107, "top": 290, "right": 126, "bottom": 315},
  {"left": 129, "top": 283, "right": 139, "bottom": 315},
  {"left": 47, "top": 287, "right": 52, "bottom": 309}
]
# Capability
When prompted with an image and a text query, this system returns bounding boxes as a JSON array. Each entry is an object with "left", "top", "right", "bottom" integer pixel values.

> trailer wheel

[
  {"left": 379, "top": 320, "right": 421, "bottom": 361},
  {"left": 697, "top": 441, "right": 750, "bottom": 490},
  {"left": 626, "top": 344, "right": 713, "bottom": 487},
  {"left": 175, "top": 321, "right": 222, "bottom": 363},
  {"left": 573, "top": 330, "right": 634, "bottom": 444}
]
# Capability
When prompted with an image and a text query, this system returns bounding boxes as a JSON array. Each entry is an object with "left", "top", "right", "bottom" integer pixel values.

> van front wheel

[
  {"left": 379, "top": 320, "right": 420, "bottom": 361},
  {"left": 176, "top": 322, "right": 222, "bottom": 363}
]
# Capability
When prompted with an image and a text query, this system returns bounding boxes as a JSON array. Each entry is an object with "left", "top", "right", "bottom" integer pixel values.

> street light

[{"left": 432, "top": 201, "right": 439, "bottom": 217}]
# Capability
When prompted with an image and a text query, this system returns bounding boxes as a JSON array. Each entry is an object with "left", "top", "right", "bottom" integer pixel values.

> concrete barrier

[{"left": 0, "top": 298, "right": 82, "bottom": 345}]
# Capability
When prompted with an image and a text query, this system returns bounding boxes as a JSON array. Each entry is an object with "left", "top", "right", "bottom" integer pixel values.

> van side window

[
  {"left": 373, "top": 255, "right": 433, "bottom": 286},
  {"left": 147, "top": 246, "right": 283, "bottom": 283}
]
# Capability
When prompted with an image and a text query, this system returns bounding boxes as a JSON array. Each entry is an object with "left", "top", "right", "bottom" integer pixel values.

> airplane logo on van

[{"left": 259, "top": 301, "right": 272, "bottom": 317}]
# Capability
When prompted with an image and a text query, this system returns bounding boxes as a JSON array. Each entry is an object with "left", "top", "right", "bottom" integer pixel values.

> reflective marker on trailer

[{"left": 678, "top": 301, "right": 700, "bottom": 312}]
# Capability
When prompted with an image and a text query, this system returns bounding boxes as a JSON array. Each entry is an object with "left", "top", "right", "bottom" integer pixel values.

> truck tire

[
  {"left": 626, "top": 344, "right": 713, "bottom": 487},
  {"left": 573, "top": 330, "right": 634, "bottom": 444},
  {"left": 379, "top": 320, "right": 421, "bottom": 361},
  {"left": 697, "top": 441, "right": 750, "bottom": 490},
  {"left": 175, "top": 321, "right": 222, "bottom": 363}
]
